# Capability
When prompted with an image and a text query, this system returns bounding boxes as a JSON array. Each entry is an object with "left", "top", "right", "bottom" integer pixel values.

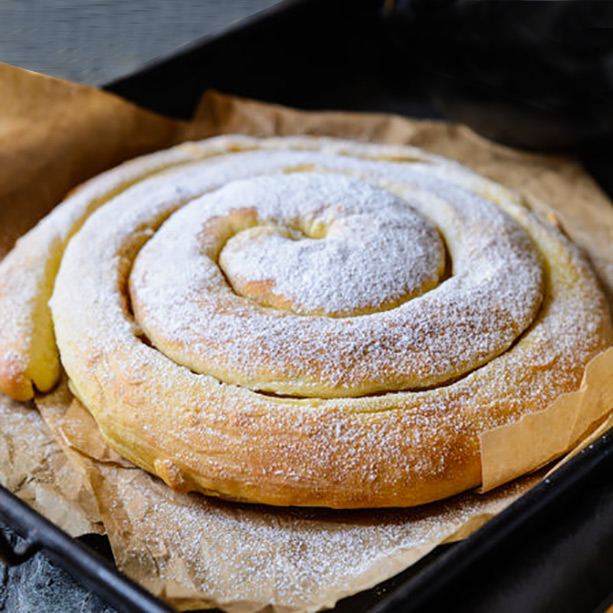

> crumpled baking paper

[{"left": 0, "top": 63, "right": 612, "bottom": 611}]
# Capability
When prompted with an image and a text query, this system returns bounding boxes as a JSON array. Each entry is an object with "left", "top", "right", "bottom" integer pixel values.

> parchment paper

[
  {"left": 0, "top": 64, "right": 612, "bottom": 611},
  {"left": 0, "top": 395, "right": 102, "bottom": 537}
]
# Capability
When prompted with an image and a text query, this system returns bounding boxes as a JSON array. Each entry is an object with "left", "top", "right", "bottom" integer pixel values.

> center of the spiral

[{"left": 217, "top": 180, "right": 446, "bottom": 317}]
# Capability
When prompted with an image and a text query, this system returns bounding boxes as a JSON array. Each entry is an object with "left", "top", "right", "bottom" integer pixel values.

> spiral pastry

[{"left": 0, "top": 135, "right": 610, "bottom": 508}]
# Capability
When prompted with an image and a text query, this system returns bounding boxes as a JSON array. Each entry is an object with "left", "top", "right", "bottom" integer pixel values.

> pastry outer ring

[{"left": 47, "top": 135, "right": 612, "bottom": 508}]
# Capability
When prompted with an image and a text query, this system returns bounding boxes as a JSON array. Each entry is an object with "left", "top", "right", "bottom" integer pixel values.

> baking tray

[{"left": 1, "top": 0, "right": 613, "bottom": 611}]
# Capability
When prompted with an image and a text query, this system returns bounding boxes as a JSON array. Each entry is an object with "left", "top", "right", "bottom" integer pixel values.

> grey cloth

[{"left": 0, "top": 0, "right": 280, "bottom": 85}]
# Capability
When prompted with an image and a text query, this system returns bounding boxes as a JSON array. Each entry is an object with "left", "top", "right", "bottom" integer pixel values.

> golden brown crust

[{"left": 2, "top": 135, "right": 611, "bottom": 508}]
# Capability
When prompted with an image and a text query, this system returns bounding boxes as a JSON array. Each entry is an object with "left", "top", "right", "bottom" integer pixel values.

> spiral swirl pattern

[
  {"left": 2, "top": 135, "right": 611, "bottom": 507},
  {"left": 130, "top": 171, "right": 543, "bottom": 398}
]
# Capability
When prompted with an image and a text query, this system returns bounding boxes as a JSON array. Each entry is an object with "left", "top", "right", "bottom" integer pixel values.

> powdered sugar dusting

[
  {"left": 217, "top": 174, "right": 444, "bottom": 317},
  {"left": 48, "top": 135, "right": 612, "bottom": 508},
  {"left": 130, "top": 165, "right": 544, "bottom": 397},
  {"left": 98, "top": 456, "right": 537, "bottom": 611}
]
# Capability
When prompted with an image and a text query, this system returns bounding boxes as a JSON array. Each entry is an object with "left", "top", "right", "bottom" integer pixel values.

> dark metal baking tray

[{"left": 1, "top": 0, "right": 613, "bottom": 611}]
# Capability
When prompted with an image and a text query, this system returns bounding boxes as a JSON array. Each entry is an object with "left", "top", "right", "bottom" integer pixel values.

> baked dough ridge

[{"left": 1, "top": 135, "right": 611, "bottom": 507}]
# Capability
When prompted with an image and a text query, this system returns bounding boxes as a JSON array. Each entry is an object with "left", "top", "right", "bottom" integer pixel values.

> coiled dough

[{"left": 1, "top": 135, "right": 611, "bottom": 507}]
